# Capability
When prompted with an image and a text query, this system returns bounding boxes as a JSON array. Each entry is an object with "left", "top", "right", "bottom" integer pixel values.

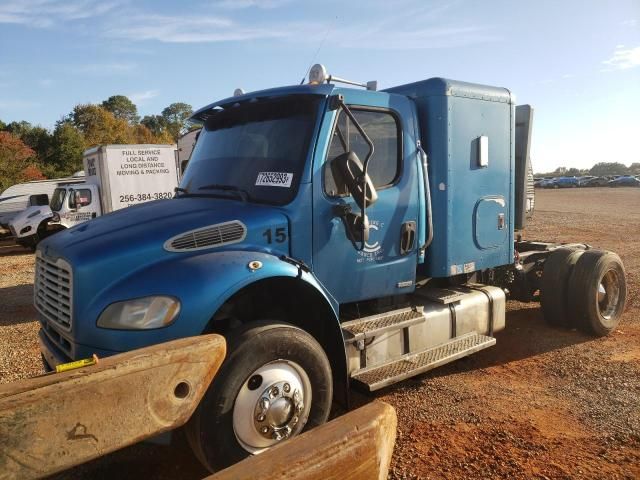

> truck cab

[
  {"left": 36, "top": 66, "right": 627, "bottom": 472},
  {"left": 10, "top": 182, "right": 98, "bottom": 249},
  {"left": 49, "top": 184, "right": 101, "bottom": 228}
]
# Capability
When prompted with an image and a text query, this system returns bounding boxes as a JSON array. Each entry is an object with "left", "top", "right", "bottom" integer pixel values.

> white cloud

[
  {"left": 347, "top": 25, "right": 500, "bottom": 50},
  {"left": 129, "top": 89, "right": 160, "bottom": 103},
  {"left": 0, "top": 99, "right": 41, "bottom": 109},
  {"left": 0, "top": 0, "right": 119, "bottom": 27},
  {"left": 103, "top": 7, "right": 497, "bottom": 49},
  {"left": 213, "top": 0, "right": 291, "bottom": 9},
  {"left": 72, "top": 62, "right": 137, "bottom": 74},
  {"left": 602, "top": 45, "right": 640, "bottom": 70},
  {"left": 0, "top": 1, "right": 498, "bottom": 51},
  {"left": 621, "top": 19, "right": 637, "bottom": 27},
  {"left": 104, "top": 14, "right": 290, "bottom": 43}
]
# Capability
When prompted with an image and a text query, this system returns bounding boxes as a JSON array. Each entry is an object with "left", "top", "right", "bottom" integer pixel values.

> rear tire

[
  {"left": 541, "top": 248, "right": 584, "bottom": 327},
  {"left": 568, "top": 250, "right": 627, "bottom": 336},
  {"left": 185, "top": 322, "right": 333, "bottom": 472}
]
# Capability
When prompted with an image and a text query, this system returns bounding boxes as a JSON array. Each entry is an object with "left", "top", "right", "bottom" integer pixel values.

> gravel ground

[
  {"left": 0, "top": 241, "right": 39, "bottom": 384},
  {"left": 0, "top": 187, "right": 639, "bottom": 479}
]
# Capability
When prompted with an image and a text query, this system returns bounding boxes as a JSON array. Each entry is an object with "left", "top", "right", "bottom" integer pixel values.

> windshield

[
  {"left": 50, "top": 188, "right": 66, "bottom": 211},
  {"left": 180, "top": 95, "right": 322, "bottom": 205}
]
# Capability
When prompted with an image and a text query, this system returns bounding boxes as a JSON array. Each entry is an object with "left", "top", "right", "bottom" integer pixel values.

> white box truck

[{"left": 9, "top": 144, "right": 178, "bottom": 249}]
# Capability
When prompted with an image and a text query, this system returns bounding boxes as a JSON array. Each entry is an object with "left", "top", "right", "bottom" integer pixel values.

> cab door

[
  {"left": 63, "top": 185, "right": 100, "bottom": 228},
  {"left": 312, "top": 89, "right": 420, "bottom": 304}
]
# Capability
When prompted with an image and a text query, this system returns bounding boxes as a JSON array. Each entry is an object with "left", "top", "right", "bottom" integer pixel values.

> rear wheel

[
  {"left": 541, "top": 247, "right": 584, "bottom": 327},
  {"left": 186, "top": 322, "right": 333, "bottom": 472},
  {"left": 568, "top": 250, "right": 627, "bottom": 336}
]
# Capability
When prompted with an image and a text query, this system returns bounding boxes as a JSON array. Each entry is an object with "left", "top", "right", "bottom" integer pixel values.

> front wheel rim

[{"left": 232, "top": 360, "right": 312, "bottom": 454}]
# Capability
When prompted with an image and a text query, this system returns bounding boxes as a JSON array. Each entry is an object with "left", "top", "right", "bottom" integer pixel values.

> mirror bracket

[{"left": 332, "top": 204, "right": 370, "bottom": 247}]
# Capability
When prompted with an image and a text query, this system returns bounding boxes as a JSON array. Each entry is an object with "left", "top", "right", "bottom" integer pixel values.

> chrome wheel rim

[
  {"left": 233, "top": 360, "right": 311, "bottom": 454},
  {"left": 597, "top": 269, "right": 621, "bottom": 321}
]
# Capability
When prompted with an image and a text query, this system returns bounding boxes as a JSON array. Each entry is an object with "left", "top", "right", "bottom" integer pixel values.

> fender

[
  {"left": 78, "top": 250, "right": 342, "bottom": 354},
  {"left": 9, "top": 206, "right": 53, "bottom": 239}
]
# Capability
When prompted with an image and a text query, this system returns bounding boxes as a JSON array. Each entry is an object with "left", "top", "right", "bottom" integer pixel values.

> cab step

[
  {"left": 351, "top": 332, "right": 496, "bottom": 392},
  {"left": 341, "top": 307, "right": 424, "bottom": 344}
]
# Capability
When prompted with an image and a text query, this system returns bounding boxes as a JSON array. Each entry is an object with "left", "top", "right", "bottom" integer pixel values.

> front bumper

[{"left": 39, "top": 320, "right": 119, "bottom": 370}]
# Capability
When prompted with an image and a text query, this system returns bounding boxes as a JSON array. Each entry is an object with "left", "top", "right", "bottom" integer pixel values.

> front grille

[
  {"left": 164, "top": 220, "right": 247, "bottom": 252},
  {"left": 34, "top": 252, "right": 73, "bottom": 331}
]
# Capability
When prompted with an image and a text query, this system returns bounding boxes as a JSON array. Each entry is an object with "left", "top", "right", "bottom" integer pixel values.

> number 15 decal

[{"left": 263, "top": 227, "right": 287, "bottom": 244}]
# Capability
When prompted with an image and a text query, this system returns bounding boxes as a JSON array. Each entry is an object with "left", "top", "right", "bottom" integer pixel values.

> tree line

[
  {"left": 0, "top": 95, "right": 193, "bottom": 192},
  {"left": 536, "top": 162, "right": 640, "bottom": 179}
]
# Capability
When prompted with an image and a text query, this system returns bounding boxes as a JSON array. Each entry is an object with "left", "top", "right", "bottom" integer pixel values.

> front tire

[
  {"left": 186, "top": 322, "right": 333, "bottom": 472},
  {"left": 568, "top": 250, "right": 627, "bottom": 336}
]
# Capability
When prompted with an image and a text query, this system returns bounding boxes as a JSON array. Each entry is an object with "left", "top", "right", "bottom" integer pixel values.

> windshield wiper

[
  {"left": 198, "top": 184, "right": 250, "bottom": 202},
  {"left": 174, "top": 187, "right": 189, "bottom": 197}
]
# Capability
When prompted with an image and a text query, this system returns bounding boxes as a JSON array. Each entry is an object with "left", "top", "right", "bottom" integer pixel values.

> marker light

[{"left": 308, "top": 64, "right": 328, "bottom": 85}]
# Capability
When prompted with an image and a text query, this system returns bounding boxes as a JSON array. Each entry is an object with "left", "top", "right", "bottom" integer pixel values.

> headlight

[
  {"left": 27, "top": 210, "right": 41, "bottom": 218},
  {"left": 97, "top": 296, "right": 180, "bottom": 330}
]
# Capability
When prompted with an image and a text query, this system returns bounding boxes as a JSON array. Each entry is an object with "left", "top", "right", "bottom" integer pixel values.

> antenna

[{"left": 299, "top": 16, "right": 338, "bottom": 85}]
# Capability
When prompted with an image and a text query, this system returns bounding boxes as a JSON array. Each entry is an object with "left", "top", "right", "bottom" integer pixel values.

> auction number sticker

[{"left": 255, "top": 172, "right": 293, "bottom": 188}]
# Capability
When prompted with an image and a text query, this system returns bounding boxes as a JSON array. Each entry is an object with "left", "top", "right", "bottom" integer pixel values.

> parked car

[
  {"left": 551, "top": 176, "right": 579, "bottom": 188},
  {"left": 577, "top": 176, "right": 595, "bottom": 186},
  {"left": 533, "top": 177, "right": 547, "bottom": 187},
  {"left": 538, "top": 178, "right": 557, "bottom": 188},
  {"left": 580, "top": 176, "right": 609, "bottom": 187},
  {"left": 608, "top": 176, "right": 640, "bottom": 187}
]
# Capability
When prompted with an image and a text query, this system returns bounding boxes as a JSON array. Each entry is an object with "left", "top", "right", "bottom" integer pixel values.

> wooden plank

[
  {"left": 209, "top": 401, "right": 397, "bottom": 480},
  {"left": 0, "top": 334, "right": 226, "bottom": 480}
]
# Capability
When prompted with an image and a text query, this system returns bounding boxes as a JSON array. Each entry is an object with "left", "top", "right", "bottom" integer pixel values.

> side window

[
  {"left": 76, "top": 189, "right": 92, "bottom": 207},
  {"left": 29, "top": 194, "right": 49, "bottom": 206},
  {"left": 324, "top": 109, "right": 400, "bottom": 197},
  {"left": 69, "top": 189, "right": 92, "bottom": 208}
]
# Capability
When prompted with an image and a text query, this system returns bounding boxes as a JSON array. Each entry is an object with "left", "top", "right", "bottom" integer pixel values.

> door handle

[{"left": 400, "top": 221, "right": 416, "bottom": 255}]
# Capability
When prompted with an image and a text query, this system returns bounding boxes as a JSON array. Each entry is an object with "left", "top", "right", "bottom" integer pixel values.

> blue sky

[{"left": 0, "top": 0, "right": 638, "bottom": 172}]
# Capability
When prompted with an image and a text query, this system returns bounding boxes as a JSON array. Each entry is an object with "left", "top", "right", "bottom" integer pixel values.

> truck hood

[
  {"left": 9, "top": 205, "right": 52, "bottom": 228},
  {"left": 39, "top": 196, "right": 290, "bottom": 280}
]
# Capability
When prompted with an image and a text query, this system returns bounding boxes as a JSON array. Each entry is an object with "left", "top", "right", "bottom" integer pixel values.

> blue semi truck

[{"left": 36, "top": 65, "right": 627, "bottom": 471}]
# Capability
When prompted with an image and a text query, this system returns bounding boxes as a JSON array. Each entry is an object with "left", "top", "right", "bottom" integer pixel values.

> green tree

[
  {"left": 132, "top": 124, "right": 173, "bottom": 144},
  {"left": 628, "top": 163, "right": 640, "bottom": 175},
  {"left": 0, "top": 132, "right": 39, "bottom": 191},
  {"left": 5, "top": 120, "right": 33, "bottom": 137},
  {"left": 161, "top": 102, "right": 192, "bottom": 141},
  {"left": 47, "top": 123, "right": 86, "bottom": 177},
  {"left": 141, "top": 114, "right": 167, "bottom": 136},
  {"left": 72, "top": 104, "right": 134, "bottom": 146},
  {"left": 101, "top": 95, "right": 140, "bottom": 124},
  {"left": 589, "top": 162, "right": 629, "bottom": 176},
  {"left": 21, "top": 126, "right": 52, "bottom": 160},
  {"left": 0, "top": 119, "right": 6, "bottom": 131}
]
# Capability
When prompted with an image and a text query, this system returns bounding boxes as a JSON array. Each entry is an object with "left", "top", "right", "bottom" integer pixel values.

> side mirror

[{"left": 331, "top": 151, "right": 378, "bottom": 210}]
